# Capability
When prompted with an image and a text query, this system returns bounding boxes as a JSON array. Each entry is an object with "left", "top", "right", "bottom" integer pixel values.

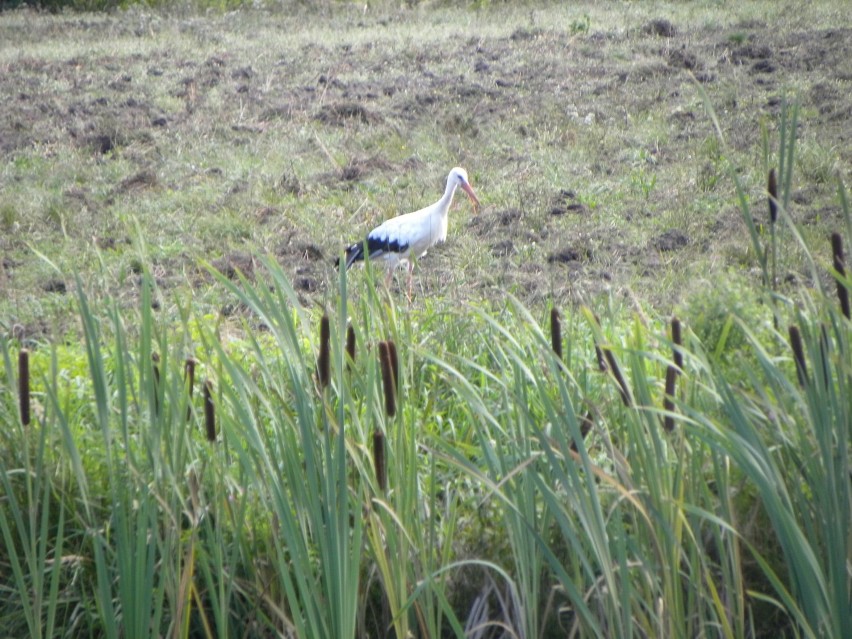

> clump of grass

[{"left": 0, "top": 203, "right": 17, "bottom": 231}]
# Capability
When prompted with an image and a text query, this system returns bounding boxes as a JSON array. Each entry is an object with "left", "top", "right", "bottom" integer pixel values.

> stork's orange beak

[{"left": 461, "top": 182, "right": 481, "bottom": 213}]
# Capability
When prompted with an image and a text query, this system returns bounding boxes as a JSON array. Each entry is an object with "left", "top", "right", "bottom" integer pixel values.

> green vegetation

[
  {"left": 2, "top": 214, "right": 851, "bottom": 636},
  {"left": 2, "top": 2, "right": 852, "bottom": 637}
]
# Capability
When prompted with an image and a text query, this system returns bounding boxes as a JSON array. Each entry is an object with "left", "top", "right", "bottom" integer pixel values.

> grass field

[
  {"left": 1, "top": 1, "right": 851, "bottom": 638},
  {"left": 2, "top": 1, "right": 851, "bottom": 336}
]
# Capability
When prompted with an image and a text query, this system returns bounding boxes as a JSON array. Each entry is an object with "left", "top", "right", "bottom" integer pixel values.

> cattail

[
  {"left": 203, "top": 380, "right": 216, "bottom": 442},
  {"left": 378, "top": 341, "right": 396, "bottom": 418},
  {"left": 768, "top": 168, "right": 778, "bottom": 224},
  {"left": 831, "top": 233, "right": 850, "bottom": 319},
  {"left": 603, "top": 349, "right": 632, "bottom": 407},
  {"left": 316, "top": 314, "right": 331, "bottom": 390},
  {"left": 151, "top": 352, "right": 161, "bottom": 415},
  {"left": 671, "top": 316, "right": 683, "bottom": 371},
  {"left": 387, "top": 340, "right": 399, "bottom": 394},
  {"left": 550, "top": 307, "right": 563, "bottom": 361},
  {"left": 184, "top": 357, "right": 196, "bottom": 421},
  {"left": 788, "top": 325, "right": 808, "bottom": 387},
  {"left": 345, "top": 322, "right": 356, "bottom": 369},
  {"left": 595, "top": 344, "right": 607, "bottom": 371},
  {"left": 372, "top": 429, "right": 386, "bottom": 492},
  {"left": 18, "top": 348, "right": 30, "bottom": 427},
  {"left": 663, "top": 365, "right": 678, "bottom": 432}
]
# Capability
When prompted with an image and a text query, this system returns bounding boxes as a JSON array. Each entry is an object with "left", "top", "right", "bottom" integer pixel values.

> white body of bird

[{"left": 340, "top": 167, "right": 480, "bottom": 280}]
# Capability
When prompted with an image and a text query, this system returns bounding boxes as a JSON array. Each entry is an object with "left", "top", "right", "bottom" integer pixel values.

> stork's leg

[{"left": 407, "top": 263, "right": 414, "bottom": 302}]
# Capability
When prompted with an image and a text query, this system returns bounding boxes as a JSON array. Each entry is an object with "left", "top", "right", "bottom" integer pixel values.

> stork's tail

[{"left": 336, "top": 242, "right": 364, "bottom": 270}]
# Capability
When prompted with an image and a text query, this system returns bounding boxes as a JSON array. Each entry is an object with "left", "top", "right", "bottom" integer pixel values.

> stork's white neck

[{"left": 436, "top": 179, "right": 459, "bottom": 214}]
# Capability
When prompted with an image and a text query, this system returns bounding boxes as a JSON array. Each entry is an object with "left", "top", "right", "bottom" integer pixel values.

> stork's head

[{"left": 448, "top": 167, "right": 481, "bottom": 212}]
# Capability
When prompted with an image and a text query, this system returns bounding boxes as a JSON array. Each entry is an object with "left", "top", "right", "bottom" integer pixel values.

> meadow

[{"left": 1, "top": 1, "right": 851, "bottom": 637}]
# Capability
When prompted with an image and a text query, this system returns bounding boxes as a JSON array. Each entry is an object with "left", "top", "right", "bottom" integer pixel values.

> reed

[
  {"left": 18, "top": 348, "right": 30, "bottom": 426},
  {"left": 831, "top": 232, "right": 850, "bottom": 319},
  {"left": 317, "top": 313, "right": 331, "bottom": 389}
]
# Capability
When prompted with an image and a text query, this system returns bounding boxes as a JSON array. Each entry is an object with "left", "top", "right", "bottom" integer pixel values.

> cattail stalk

[
  {"left": 203, "top": 380, "right": 216, "bottom": 442},
  {"left": 768, "top": 168, "right": 779, "bottom": 294},
  {"left": 768, "top": 168, "right": 778, "bottom": 224},
  {"left": 387, "top": 340, "right": 399, "bottom": 394},
  {"left": 372, "top": 429, "right": 386, "bottom": 492},
  {"left": 819, "top": 324, "right": 831, "bottom": 389},
  {"left": 788, "top": 325, "right": 808, "bottom": 387},
  {"left": 345, "top": 322, "right": 356, "bottom": 369},
  {"left": 550, "top": 307, "right": 562, "bottom": 361},
  {"left": 593, "top": 314, "right": 607, "bottom": 372},
  {"left": 663, "top": 316, "right": 682, "bottom": 432},
  {"left": 663, "top": 365, "right": 677, "bottom": 432},
  {"left": 184, "top": 357, "right": 196, "bottom": 421},
  {"left": 671, "top": 316, "right": 683, "bottom": 371},
  {"left": 831, "top": 232, "right": 850, "bottom": 319},
  {"left": 18, "top": 349, "right": 30, "bottom": 427},
  {"left": 603, "top": 349, "right": 632, "bottom": 407},
  {"left": 152, "top": 352, "right": 160, "bottom": 415},
  {"left": 378, "top": 341, "right": 396, "bottom": 418},
  {"left": 316, "top": 314, "right": 331, "bottom": 389},
  {"left": 595, "top": 344, "right": 607, "bottom": 371}
]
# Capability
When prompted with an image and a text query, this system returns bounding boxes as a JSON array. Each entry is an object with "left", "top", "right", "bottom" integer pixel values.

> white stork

[{"left": 338, "top": 167, "right": 481, "bottom": 296}]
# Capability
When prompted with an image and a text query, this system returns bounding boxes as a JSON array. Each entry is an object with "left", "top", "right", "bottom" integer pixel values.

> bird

[{"left": 338, "top": 167, "right": 481, "bottom": 297}]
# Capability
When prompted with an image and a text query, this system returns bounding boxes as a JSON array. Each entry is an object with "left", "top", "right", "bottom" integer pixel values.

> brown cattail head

[
  {"left": 203, "top": 379, "right": 216, "bottom": 442},
  {"left": 788, "top": 325, "right": 808, "bottom": 387},
  {"left": 18, "top": 348, "right": 30, "bottom": 427},
  {"left": 378, "top": 341, "right": 396, "bottom": 418},
  {"left": 831, "top": 232, "right": 850, "bottom": 319},
  {"left": 152, "top": 352, "right": 161, "bottom": 415},
  {"left": 345, "top": 322, "right": 356, "bottom": 368},
  {"left": 550, "top": 307, "right": 562, "bottom": 361},
  {"left": 372, "top": 429, "right": 387, "bottom": 493},
  {"left": 387, "top": 340, "right": 399, "bottom": 393},
  {"left": 184, "top": 358, "right": 196, "bottom": 396},
  {"left": 663, "top": 365, "right": 678, "bottom": 432},
  {"left": 768, "top": 168, "right": 778, "bottom": 224},
  {"left": 185, "top": 357, "right": 197, "bottom": 421},
  {"left": 671, "top": 316, "right": 683, "bottom": 371},
  {"left": 317, "top": 314, "right": 331, "bottom": 389}
]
